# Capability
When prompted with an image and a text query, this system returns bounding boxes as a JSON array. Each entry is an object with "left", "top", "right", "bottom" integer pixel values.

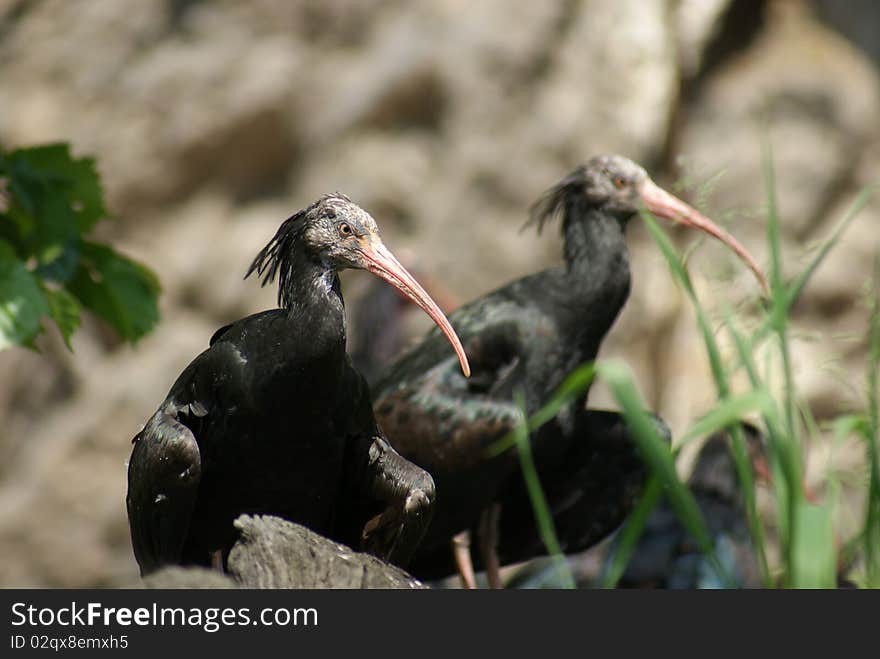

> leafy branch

[{"left": 0, "top": 142, "right": 160, "bottom": 350}]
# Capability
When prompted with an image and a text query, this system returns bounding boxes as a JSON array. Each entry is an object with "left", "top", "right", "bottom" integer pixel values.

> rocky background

[{"left": 0, "top": 0, "right": 878, "bottom": 587}]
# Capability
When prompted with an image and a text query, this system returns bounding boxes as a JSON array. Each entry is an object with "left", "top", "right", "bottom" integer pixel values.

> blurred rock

[
  {"left": 136, "top": 515, "right": 425, "bottom": 589},
  {"left": 674, "top": 0, "right": 734, "bottom": 78},
  {"left": 229, "top": 515, "right": 426, "bottom": 589},
  {"left": 812, "top": 0, "right": 880, "bottom": 66},
  {"left": 140, "top": 566, "right": 238, "bottom": 589},
  {"left": 678, "top": 0, "right": 880, "bottom": 248}
]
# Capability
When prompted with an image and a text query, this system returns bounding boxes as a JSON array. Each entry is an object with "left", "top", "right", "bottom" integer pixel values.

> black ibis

[
  {"left": 126, "top": 193, "right": 470, "bottom": 576},
  {"left": 370, "top": 155, "right": 768, "bottom": 586},
  {"left": 603, "top": 424, "right": 835, "bottom": 589},
  {"left": 408, "top": 409, "right": 671, "bottom": 585}
]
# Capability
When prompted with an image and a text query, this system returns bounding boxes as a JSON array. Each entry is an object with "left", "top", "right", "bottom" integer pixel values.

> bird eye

[
  {"left": 613, "top": 177, "right": 626, "bottom": 189},
  {"left": 337, "top": 222, "right": 353, "bottom": 237}
]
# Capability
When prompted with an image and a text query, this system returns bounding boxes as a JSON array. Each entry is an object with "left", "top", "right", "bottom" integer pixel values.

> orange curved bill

[
  {"left": 359, "top": 239, "right": 471, "bottom": 378},
  {"left": 639, "top": 178, "right": 769, "bottom": 295}
]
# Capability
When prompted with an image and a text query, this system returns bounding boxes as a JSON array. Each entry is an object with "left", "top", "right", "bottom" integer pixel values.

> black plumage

[
  {"left": 605, "top": 424, "right": 765, "bottom": 589},
  {"left": 409, "top": 409, "right": 671, "bottom": 582},
  {"left": 126, "top": 194, "right": 469, "bottom": 576},
  {"left": 370, "top": 155, "right": 767, "bottom": 583}
]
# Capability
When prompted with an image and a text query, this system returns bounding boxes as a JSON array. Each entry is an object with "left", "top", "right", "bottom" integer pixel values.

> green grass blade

[
  {"left": 640, "top": 210, "right": 728, "bottom": 390},
  {"left": 487, "top": 363, "right": 595, "bottom": 457},
  {"left": 785, "top": 186, "right": 875, "bottom": 308},
  {"left": 596, "top": 360, "right": 736, "bottom": 585},
  {"left": 716, "top": 292, "right": 780, "bottom": 567},
  {"left": 762, "top": 138, "right": 783, "bottom": 296},
  {"left": 511, "top": 390, "right": 575, "bottom": 589},
  {"left": 721, "top": 307, "right": 774, "bottom": 586},
  {"left": 599, "top": 476, "right": 663, "bottom": 588},
  {"left": 727, "top": 421, "right": 773, "bottom": 587},
  {"left": 727, "top": 180, "right": 874, "bottom": 381},
  {"left": 790, "top": 501, "right": 836, "bottom": 588},
  {"left": 761, "top": 139, "right": 805, "bottom": 586},
  {"left": 675, "top": 389, "right": 774, "bottom": 449},
  {"left": 863, "top": 254, "right": 880, "bottom": 586}
]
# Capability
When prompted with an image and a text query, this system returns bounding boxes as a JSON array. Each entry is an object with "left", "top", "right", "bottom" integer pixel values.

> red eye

[
  {"left": 337, "top": 222, "right": 353, "bottom": 237},
  {"left": 613, "top": 177, "right": 626, "bottom": 189}
]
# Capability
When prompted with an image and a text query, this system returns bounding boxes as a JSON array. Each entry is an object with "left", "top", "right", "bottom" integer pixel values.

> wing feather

[{"left": 126, "top": 407, "right": 202, "bottom": 576}]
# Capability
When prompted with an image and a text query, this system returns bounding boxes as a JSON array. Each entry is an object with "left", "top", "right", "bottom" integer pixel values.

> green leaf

[
  {"left": 7, "top": 143, "right": 107, "bottom": 234},
  {"left": 790, "top": 501, "right": 836, "bottom": 588},
  {"left": 2, "top": 202, "right": 37, "bottom": 252},
  {"left": 67, "top": 241, "right": 160, "bottom": 343},
  {"left": 32, "top": 190, "right": 79, "bottom": 262},
  {"left": 43, "top": 286, "right": 81, "bottom": 350},
  {"left": 36, "top": 240, "right": 81, "bottom": 285},
  {"left": 1, "top": 142, "right": 161, "bottom": 349},
  {"left": 0, "top": 239, "right": 49, "bottom": 350}
]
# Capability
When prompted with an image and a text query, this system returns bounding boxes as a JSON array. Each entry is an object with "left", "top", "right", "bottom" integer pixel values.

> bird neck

[
  {"left": 281, "top": 259, "right": 347, "bottom": 345},
  {"left": 554, "top": 205, "right": 632, "bottom": 369},
  {"left": 562, "top": 206, "right": 630, "bottom": 287}
]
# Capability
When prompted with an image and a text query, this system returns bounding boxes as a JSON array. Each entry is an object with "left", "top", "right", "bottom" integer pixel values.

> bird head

[
  {"left": 247, "top": 194, "right": 471, "bottom": 377},
  {"left": 693, "top": 422, "right": 820, "bottom": 505},
  {"left": 528, "top": 155, "right": 769, "bottom": 295}
]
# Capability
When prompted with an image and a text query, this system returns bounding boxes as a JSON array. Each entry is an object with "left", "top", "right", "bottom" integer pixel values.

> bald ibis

[
  {"left": 408, "top": 409, "right": 671, "bottom": 584},
  {"left": 126, "top": 194, "right": 470, "bottom": 576},
  {"left": 370, "top": 155, "right": 768, "bottom": 585}
]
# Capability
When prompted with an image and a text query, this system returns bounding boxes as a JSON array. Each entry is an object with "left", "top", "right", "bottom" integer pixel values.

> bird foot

[
  {"left": 356, "top": 436, "right": 436, "bottom": 567},
  {"left": 452, "top": 531, "right": 477, "bottom": 589},
  {"left": 478, "top": 503, "right": 503, "bottom": 589}
]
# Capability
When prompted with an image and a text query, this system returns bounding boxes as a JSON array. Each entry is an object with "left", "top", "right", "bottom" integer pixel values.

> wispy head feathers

[
  {"left": 245, "top": 209, "right": 307, "bottom": 309},
  {"left": 523, "top": 167, "right": 587, "bottom": 235},
  {"left": 245, "top": 193, "right": 352, "bottom": 309}
]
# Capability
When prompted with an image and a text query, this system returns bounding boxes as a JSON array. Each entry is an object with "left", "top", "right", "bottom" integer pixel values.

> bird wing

[
  {"left": 372, "top": 310, "right": 529, "bottom": 468},
  {"left": 209, "top": 323, "right": 233, "bottom": 346},
  {"left": 368, "top": 286, "right": 562, "bottom": 547},
  {"left": 209, "top": 309, "right": 282, "bottom": 347},
  {"left": 495, "top": 410, "right": 659, "bottom": 561},
  {"left": 371, "top": 289, "right": 544, "bottom": 467},
  {"left": 371, "top": 327, "right": 531, "bottom": 550},
  {"left": 126, "top": 403, "right": 203, "bottom": 576},
  {"left": 404, "top": 409, "right": 666, "bottom": 579}
]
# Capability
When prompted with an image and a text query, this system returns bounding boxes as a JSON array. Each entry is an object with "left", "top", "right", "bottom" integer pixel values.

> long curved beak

[
  {"left": 639, "top": 179, "right": 769, "bottom": 295},
  {"left": 358, "top": 238, "right": 471, "bottom": 377}
]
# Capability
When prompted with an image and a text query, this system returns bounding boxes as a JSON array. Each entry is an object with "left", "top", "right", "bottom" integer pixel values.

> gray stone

[{"left": 137, "top": 516, "right": 426, "bottom": 589}]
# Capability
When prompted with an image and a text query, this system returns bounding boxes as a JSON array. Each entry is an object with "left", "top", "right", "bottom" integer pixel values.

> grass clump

[{"left": 505, "top": 147, "right": 878, "bottom": 588}]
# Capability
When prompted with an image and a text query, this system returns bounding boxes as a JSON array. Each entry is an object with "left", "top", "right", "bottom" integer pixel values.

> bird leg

[
  {"left": 451, "top": 531, "right": 477, "bottom": 589},
  {"left": 478, "top": 503, "right": 503, "bottom": 589},
  {"left": 210, "top": 549, "right": 224, "bottom": 572},
  {"left": 353, "top": 436, "right": 436, "bottom": 568}
]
